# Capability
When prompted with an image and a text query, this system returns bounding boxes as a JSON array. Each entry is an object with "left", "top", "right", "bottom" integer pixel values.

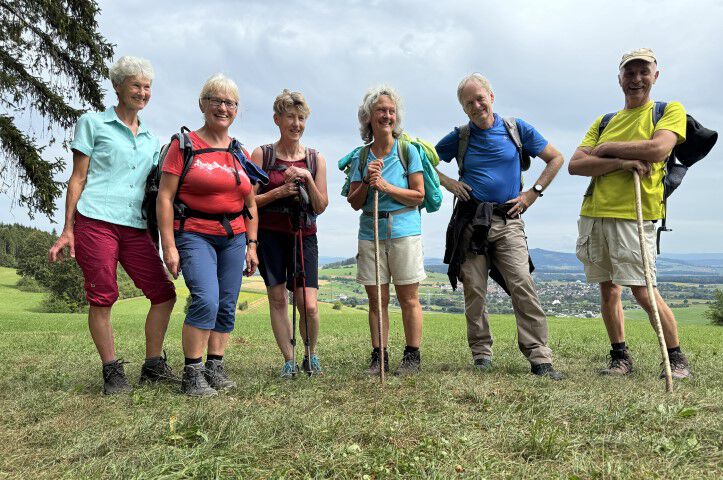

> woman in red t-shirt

[
  {"left": 250, "top": 90, "right": 329, "bottom": 377},
  {"left": 157, "top": 74, "right": 259, "bottom": 396}
]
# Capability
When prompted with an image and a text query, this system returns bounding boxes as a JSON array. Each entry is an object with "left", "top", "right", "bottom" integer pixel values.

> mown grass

[{"left": 0, "top": 267, "right": 721, "bottom": 479}]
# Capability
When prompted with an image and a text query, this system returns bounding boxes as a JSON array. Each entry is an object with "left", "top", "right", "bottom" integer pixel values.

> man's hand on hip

[{"left": 505, "top": 189, "right": 539, "bottom": 218}]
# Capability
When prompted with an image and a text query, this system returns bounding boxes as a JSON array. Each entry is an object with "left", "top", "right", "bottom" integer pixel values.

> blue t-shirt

[
  {"left": 71, "top": 108, "right": 160, "bottom": 229},
  {"left": 350, "top": 139, "right": 423, "bottom": 240},
  {"left": 435, "top": 115, "right": 548, "bottom": 203}
]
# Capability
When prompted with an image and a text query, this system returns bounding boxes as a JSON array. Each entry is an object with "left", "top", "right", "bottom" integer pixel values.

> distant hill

[{"left": 424, "top": 248, "right": 723, "bottom": 278}]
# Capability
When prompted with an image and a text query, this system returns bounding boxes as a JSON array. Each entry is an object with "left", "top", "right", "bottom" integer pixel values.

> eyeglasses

[{"left": 204, "top": 96, "right": 238, "bottom": 110}]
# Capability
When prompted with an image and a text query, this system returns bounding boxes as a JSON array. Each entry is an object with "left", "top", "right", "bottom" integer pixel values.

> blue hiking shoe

[
  {"left": 280, "top": 360, "right": 299, "bottom": 379},
  {"left": 302, "top": 354, "right": 323, "bottom": 376}
]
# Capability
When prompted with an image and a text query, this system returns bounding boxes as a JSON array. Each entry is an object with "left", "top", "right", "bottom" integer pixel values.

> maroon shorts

[{"left": 74, "top": 213, "right": 176, "bottom": 307}]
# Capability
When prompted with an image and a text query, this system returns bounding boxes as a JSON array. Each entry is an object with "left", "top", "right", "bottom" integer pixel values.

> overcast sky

[{"left": 3, "top": 0, "right": 721, "bottom": 257}]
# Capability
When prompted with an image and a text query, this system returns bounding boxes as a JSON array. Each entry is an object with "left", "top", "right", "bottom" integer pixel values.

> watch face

[{"left": 534, "top": 184, "right": 543, "bottom": 192}]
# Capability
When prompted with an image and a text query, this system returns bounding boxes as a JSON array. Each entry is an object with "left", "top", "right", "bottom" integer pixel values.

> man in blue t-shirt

[{"left": 436, "top": 73, "right": 565, "bottom": 379}]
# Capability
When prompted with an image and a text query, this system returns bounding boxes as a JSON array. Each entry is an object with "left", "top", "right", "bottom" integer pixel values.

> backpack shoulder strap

[
  {"left": 502, "top": 117, "right": 531, "bottom": 171},
  {"left": 305, "top": 148, "right": 317, "bottom": 178},
  {"left": 178, "top": 130, "right": 196, "bottom": 188},
  {"left": 653, "top": 101, "right": 668, "bottom": 126},
  {"left": 598, "top": 112, "right": 617, "bottom": 137},
  {"left": 261, "top": 144, "right": 276, "bottom": 172},
  {"left": 396, "top": 139, "right": 409, "bottom": 174},
  {"left": 456, "top": 124, "right": 471, "bottom": 176},
  {"left": 358, "top": 145, "right": 370, "bottom": 178}
]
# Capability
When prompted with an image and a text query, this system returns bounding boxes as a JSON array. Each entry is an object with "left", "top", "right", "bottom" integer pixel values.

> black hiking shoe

[
  {"left": 301, "top": 354, "right": 323, "bottom": 376},
  {"left": 181, "top": 363, "right": 217, "bottom": 397},
  {"left": 204, "top": 359, "right": 236, "bottom": 391},
  {"left": 102, "top": 359, "right": 132, "bottom": 395},
  {"left": 473, "top": 357, "right": 493, "bottom": 372},
  {"left": 531, "top": 363, "right": 564, "bottom": 380},
  {"left": 139, "top": 351, "right": 180, "bottom": 384},
  {"left": 601, "top": 349, "right": 633, "bottom": 376},
  {"left": 394, "top": 350, "right": 421, "bottom": 376},
  {"left": 661, "top": 350, "right": 691, "bottom": 380},
  {"left": 365, "top": 348, "right": 389, "bottom": 375}
]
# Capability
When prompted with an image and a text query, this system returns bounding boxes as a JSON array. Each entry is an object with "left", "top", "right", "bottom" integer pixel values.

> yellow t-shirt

[{"left": 579, "top": 101, "right": 687, "bottom": 220}]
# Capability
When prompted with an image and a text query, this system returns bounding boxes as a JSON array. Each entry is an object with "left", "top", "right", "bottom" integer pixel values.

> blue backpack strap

[
  {"left": 597, "top": 112, "right": 617, "bottom": 137},
  {"left": 653, "top": 101, "right": 667, "bottom": 126}
]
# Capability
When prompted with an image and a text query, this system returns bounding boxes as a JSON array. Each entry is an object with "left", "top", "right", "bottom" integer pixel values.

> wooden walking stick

[
  {"left": 373, "top": 189, "right": 385, "bottom": 384},
  {"left": 633, "top": 171, "right": 673, "bottom": 392}
]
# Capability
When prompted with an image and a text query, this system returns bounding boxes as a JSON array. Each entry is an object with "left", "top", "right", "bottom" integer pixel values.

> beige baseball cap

[{"left": 619, "top": 48, "right": 657, "bottom": 69}]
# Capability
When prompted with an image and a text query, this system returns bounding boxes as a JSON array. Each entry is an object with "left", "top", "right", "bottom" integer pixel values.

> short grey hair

[
  {"left": 357, "top": 85, "right": 404, "bottom": 143},
  {"left": 456, "top": 73, "right": 493, "bottom": 105},
  {"left": 109, "top": 56, "right": 155, "bottom": 87},
  {"left": 199, "top": 73, "right": 240, "bottom": 105}
]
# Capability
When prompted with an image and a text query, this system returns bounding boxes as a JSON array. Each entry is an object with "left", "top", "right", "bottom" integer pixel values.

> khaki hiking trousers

[{"left": 458, "top": 216, "right": 552, "bottom": 365}]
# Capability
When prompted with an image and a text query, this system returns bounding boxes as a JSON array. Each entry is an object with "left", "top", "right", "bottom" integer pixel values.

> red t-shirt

[{"left": 162, "top": 131, "right": 252, "bottom": 236}]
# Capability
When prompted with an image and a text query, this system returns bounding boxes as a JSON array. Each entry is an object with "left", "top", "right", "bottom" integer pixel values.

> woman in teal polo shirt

[
  {"left": 346, "top": 85, "right": 426, "bottom": 376},
  {"left": 48, "top": 56, "right": 176, "bottom": 395}
]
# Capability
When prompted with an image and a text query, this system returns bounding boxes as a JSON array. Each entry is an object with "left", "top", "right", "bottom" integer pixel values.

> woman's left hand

[
  {"left": 283, "top": 166, "right": 311, "bottom": 183},
  {"left": 245, "top": 247, "right": 259, "bottom": 276}
]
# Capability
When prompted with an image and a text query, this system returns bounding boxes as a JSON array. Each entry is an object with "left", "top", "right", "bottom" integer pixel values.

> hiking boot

[
  {"left": 601, "top": 349, "right": 633, "bottom": 376},
  {"left": 181, "top": 363, "right": 217, "bottom": 397},
  {"left": 281, "top": 360, "right": 299, "bottom": 379},
  {"left": 139, "top": 351, "right": 180, "bottom": 384},
  {"left": 394, "top": 350, "right": 421, "bottom": 376},
  {"left": 364, "top": 349, "right": 389, "bottom": 375},
  {"left": 531, "top": 363, "right": 564, "bottom": 380},
  {"left": 473, "top": 357, "right": 493, "bottom": 372},
  {"left": 301, "top": 354, "right": 323, "bottom": 376},
  {"left": 102, "top": 359, "right": 132, "bottom": 395},
  {"left": 204, "top": 359, "right": 236, "bottom": 390},
  {"left": 661, "top": 350, "right": 691, "bottom": 380}
]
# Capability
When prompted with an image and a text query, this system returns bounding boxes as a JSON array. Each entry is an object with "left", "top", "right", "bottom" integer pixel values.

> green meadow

[{"left": 0, "top": 267, "right": 721, "bottom": 479}]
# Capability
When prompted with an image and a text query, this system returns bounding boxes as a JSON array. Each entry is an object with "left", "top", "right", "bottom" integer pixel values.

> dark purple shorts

[{"left": 74, "top": 213, "right": 176, "bottom": 307}]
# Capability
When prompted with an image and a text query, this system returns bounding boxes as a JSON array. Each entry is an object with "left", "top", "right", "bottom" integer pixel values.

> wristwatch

[
  {"left": 532, "top": 184, "right": 544, "bottom": 196},
  {"left": 247, "top": 239, "right": 259, "bottom": 246}
]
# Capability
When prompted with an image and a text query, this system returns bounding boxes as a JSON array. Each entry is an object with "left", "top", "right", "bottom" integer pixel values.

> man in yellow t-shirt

[{"left": 568, "top": 48, "right": 690, "bottom": 380}]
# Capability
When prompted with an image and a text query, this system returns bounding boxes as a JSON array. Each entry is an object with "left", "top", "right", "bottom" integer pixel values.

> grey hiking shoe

[
  {"left": 182, "top": 363, "right": 217, "bottom": 397},
  {"left": 661, "top": 350, "right": 691, "bottom": 380},
  {"left": 140, "top": 350, "right": 180, "bottom": 384},
  {"left": 394, "top": 350, "right": 421, "bottom": 376},
  {"left": 204, "top": 359, "right": 236, "bottom": 390},
  {"left": 102, "top": 359, "right": 132, "bottom": 395},
  {"left": 474, "top": 357, "right": 493, "bottom": 372},
  {"left": 301, "top": 354, "right": 323, "bottom": 376},
  {"left": 365, "top": 349, "right": 389, "bottom": 375},
  {"left": 601, "top": 350, "right": 633, "bottom": 376},
  {"left": 531, "top": 363, "right": 564, "bottom": 380}
]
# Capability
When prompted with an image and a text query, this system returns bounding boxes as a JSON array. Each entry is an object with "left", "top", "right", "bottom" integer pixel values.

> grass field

[{"left": 1, "top": 266, "right": 721, "bottom": 479}]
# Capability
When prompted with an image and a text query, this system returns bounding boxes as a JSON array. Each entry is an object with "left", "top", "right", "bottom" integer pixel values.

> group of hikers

[{"left": 47, "top": 47, "right": 708, "bottom": 396}]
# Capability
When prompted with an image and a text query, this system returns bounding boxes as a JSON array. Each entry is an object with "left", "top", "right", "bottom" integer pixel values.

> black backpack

[
  {"left": 593, "top": 102, "right": 717, "bottom": 252},
  {"left": 142, "top": 127, "right": 268, "bottom": 243}
]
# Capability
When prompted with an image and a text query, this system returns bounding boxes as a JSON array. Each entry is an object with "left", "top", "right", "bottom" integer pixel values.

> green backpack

[{"left": 338, "top": 134, "right": 443, "bottom": 213}]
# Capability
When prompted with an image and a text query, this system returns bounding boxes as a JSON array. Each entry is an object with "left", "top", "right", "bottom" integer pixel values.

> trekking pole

[
  {"left": 290, "top": 221, "right": 298, "bottom": 377},
  {"left": 373, "top": 188, "right": 385, "bottom": 385},
  {"left": 633, "top": 171, "right": 673, "bottom": 393},
  {"left": 297, "top": 222, "right": 313, "bottom": 376}
]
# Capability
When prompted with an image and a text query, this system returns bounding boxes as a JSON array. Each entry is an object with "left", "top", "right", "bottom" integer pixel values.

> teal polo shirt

[{"left": 71, "top": 108, "right": 160, "bottom": 229}]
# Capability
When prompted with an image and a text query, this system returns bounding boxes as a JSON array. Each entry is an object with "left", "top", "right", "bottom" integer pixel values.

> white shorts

[
  {"left": 356, "top": 235, "right": 426, "bottom": 286},
  {"left": 576, "top": 216, "right": 657, "bottom": 286}
]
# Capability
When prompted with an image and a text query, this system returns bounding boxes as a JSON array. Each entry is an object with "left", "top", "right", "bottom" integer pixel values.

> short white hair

[
  {"left": 357, "top": 85, "right": 403, "bottom": 143},
  {"left": 109, "top": 56, "right": 154, "bottom": 86},
  {"left": 457, "top": 73, "right": 493, "bottom": 105},
  {"left": 199, "top": 73, "right": 240, "bottom": 105}
]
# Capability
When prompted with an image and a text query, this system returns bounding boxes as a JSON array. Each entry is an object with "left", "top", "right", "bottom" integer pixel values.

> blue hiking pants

[{"left": 175, "top": 230, "right": 246, "bottom": 333}]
